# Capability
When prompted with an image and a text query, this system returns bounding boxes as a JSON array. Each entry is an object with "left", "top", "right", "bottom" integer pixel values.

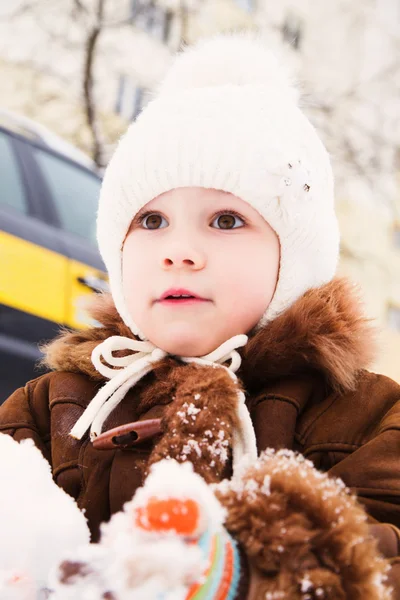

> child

[{"left": 0, "top": 33, "right": 399, "bottom": 598}]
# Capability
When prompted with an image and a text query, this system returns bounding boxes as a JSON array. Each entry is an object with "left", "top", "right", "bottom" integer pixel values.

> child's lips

[
  {"left": 157, "top": 288, "right": 210, "bottom": 305},
  {"left": 158, "top": 297, "right": 210, "bottom": 306}
]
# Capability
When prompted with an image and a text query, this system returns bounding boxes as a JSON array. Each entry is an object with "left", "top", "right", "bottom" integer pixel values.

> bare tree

[
  {"left": 3, "top": 0, "right": 203, "bottom": 167},
  {"left": 82, "top": 0, "right": 106, "bottom": 166}
]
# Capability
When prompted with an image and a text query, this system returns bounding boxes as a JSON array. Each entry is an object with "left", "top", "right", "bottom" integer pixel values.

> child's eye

[
  {"left": 137, "top": 210, "right": 246, "bottom": 230},
  {"left": 141, "top": 213, "right": 168, "bottom": 230},
  {"left": 211, "top": 212, "right": 245, "bottom": 230}
]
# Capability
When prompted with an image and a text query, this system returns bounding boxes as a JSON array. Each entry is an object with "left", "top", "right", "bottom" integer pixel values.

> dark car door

[
  {"left": 0, "top": 129, "right": 68, "bottom": 400},
  {"left": 28, "top": 144, "right": 107, "bottom": 331}
]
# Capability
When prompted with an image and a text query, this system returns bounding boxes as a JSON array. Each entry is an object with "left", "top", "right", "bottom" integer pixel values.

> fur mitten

[
  {"left": 215, "top": 449, "right": 392, "bottom": 600},
  {"left": 147, "top": 362, "right": 241, "bottom": 483}
]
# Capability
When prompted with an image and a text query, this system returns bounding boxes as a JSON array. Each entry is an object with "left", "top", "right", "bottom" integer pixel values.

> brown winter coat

[{"left": 1, "top": 278, "right": 399, "bottom": 596}]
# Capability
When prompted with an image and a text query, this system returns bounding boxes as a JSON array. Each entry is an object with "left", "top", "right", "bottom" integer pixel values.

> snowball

[{"left": 0, "top": 434, "right": 90, "bottom": 593}]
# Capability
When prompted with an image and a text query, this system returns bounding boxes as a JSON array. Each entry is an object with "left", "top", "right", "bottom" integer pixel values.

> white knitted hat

[{"left": 97, "top": 33, "right": 340, "bottom": 339}]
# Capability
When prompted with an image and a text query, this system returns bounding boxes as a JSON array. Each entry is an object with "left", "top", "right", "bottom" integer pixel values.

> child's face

[{"left": 122, "top": 188, "right": 280, "bottom": 356}]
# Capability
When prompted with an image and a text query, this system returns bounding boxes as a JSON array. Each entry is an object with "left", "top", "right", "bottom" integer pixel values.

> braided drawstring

[{"left": 69, "top": 334, "right": 257, "bottom": 472}]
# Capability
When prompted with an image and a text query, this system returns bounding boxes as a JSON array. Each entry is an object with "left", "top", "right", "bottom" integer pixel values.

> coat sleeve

[
  {"left": 327, "top": 407, "right": 400, "bottom": 597},
  {"left": 249, "top": 379, "right": 400, "bottom": 596},
  {"left": 0, "top": 375, "right": 52, "bottom": 464}
]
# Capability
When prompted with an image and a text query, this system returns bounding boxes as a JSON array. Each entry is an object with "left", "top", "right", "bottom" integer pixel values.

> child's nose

[{"left": 161, "top": 244, "right": 206, "bottom": 271}]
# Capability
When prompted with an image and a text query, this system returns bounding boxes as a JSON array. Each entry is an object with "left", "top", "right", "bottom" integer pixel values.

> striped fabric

[{"left": 185, "top": 530, "right": 240, "bottom": 600}]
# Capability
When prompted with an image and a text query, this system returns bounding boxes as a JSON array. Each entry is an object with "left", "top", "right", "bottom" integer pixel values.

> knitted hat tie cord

[{"left": 69, "top": 334, "right": 257, "bottom": 474}]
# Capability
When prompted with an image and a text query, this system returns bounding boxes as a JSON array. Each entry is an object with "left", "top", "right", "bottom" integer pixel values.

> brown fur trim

[
  {"left": 215, "top": 449, "right": 391, "bottom": 600},
  {"left": 240, "top": 278, "right": 376, "bottom": 394},
  {"left": 39, "top": 293, "right": 136, "bottom": 381},
  {"left": 41, "top": 278, "right": 376, "bottom": 392},
  {"left": 147, "top": 363, "right": 240, "bottom": 483}
]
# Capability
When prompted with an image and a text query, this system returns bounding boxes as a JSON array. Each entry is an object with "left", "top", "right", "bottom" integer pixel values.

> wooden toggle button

[{"left": 92, "top": 418, "right": 162, "bottom": 450}]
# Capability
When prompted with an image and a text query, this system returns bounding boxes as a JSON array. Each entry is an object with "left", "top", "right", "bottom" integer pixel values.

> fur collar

[{"left": 42, "top": 278, "right": 375, "bottom": 394}]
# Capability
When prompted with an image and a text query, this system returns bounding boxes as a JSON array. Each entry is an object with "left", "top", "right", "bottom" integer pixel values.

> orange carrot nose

[{"left": 135, "top": 497, "right": 200, "bottom": 536}]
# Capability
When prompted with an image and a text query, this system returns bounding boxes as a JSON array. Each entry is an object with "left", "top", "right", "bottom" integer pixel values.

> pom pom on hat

[
  {"left": 97, "top": 33, "right": 340, "bottom": 340},
  {"left": 158, "top": 32, "right": 299, "bottom": 102}
]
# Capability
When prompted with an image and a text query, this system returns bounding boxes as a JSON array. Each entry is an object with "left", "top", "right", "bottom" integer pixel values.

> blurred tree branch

[
  {"left": 309, "top": 47, "right": 400, "bottom": 207},
  {"left": 2, "top": 0, "right": 202, "bottom": 167},
  {"left": 83, "top": 0, "right": 105, "bottom": 167}
]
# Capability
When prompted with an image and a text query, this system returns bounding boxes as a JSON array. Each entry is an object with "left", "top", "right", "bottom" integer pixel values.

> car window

[
  {"left": 0, "top": 130, "right": 28, "bottom": 214},
  {"left": 33, "top": 148, "right": 101, "bottom": 245}
]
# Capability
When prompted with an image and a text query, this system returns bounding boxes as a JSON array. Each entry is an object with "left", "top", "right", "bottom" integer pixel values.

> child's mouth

[
  {"left": 160, "top": 295, "right": 209, "bottom": 306},
  {"left": 158, "top": 289, "right": 210, "bottom": 306}
]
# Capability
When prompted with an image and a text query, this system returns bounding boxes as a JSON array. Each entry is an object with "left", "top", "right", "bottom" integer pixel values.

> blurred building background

[{"left": 0, "top": 0, "right": 399, "bottom": 380}]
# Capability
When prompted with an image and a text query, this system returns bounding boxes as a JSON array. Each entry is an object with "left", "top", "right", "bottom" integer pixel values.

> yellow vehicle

[{"left": 0, "top": 110, "right": 107, "bottom": 401}]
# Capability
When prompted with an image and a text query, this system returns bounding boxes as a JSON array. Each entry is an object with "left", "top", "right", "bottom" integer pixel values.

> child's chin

[{"left": 156, "top": 326, "right": 217, "bottom": 357}]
